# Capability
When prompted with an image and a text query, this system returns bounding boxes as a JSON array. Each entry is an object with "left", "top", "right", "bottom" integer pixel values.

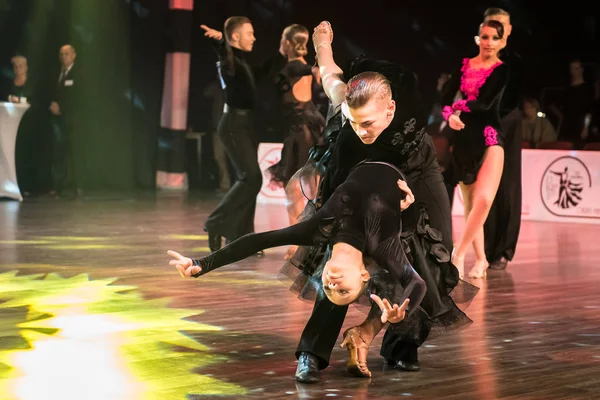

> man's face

[
  {"left": 343, "top": 98, "right": 395, "bottom": 144},
  {"left": 13, "top": 60, "right": 27, "bottom": 76},
  {"left": 569, "top": 61, "right": 584, "bottom": 79},
  {"left": 59, "top": 46, "right": 76, "bottom": 68},
  {"left": 232, "top": 23, "right": 255, "bottom": 52}
]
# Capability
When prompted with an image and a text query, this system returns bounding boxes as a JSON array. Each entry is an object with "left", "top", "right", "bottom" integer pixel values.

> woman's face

[
  {"left": 321, "top": 255, "right": 369, "bottom": 305},
  {"left": 478, "top": 26, "right": 502, "bottom": 58}
]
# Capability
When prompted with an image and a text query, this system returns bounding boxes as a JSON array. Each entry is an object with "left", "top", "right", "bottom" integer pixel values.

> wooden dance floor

[{"left": 1, "top": 193, "right": 599, "bottom": 399}]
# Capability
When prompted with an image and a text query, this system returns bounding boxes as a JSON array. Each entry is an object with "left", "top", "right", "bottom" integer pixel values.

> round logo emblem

[{"left": 540, "top": 156, "right": 591, "bottom": 216}]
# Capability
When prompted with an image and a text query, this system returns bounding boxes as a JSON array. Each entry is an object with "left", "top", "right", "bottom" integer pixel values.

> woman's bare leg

[
  {"left": 453, "top": 146, "right": 504, "bottom": 278},
  {"left": 453, "top": 182, "right": 474, "bottom": 278}
]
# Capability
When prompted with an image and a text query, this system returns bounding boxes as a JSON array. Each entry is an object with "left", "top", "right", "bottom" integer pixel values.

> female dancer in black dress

[
  {"left": 441, "top": 20, "right": 509, "bottom": 279},
  {"left": 267, "top": 24, "right": 324, "bottom": 191},
  {"left": 171, "top": 161, "right": 421, "bottom": 305},
  {"left": 266, "top": 24, "right": 325, "bottom": 259},
  {"left": 170, "top": 161, "right": 429, "bottom": 377}
]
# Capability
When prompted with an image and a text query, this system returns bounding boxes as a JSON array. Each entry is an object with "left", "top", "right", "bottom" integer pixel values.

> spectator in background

[
  {"left": 1, "top": 55, "right": 42, "bottom": 196},
  {"left": 518, "top": 96, "right": 557, "bottom": 148},
  {"left": 48, "top": 44, "right": 84, "bottom": 197},
  {"left": 552, "top": 59, "right": 595, "bottom": 148},
  {"left": 3, "top": 55, "right": 33, "bottom": 103},
  {"left": 589, "top": 70, "right": 600, "bottom": 143}
]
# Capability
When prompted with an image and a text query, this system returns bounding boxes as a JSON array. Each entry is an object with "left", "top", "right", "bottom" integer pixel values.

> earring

[{"left": 474, "top": 36, "right": 480, "bottom": 45}]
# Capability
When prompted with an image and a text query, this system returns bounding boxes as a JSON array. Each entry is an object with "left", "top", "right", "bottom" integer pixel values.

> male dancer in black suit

[
  {"left": 294, "top": 21, "right": 456, "bottom": 383},
  {"left": 482, "top": 7, "right": 525, "bottom": 270},
  {"left": 200, "top": 17, "right": 287, "bottom": 251}
]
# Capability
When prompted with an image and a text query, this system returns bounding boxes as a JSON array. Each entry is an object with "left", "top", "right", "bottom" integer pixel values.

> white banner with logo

[
  {"left": 452, "top": 149, "right": 600, "bottom": 224},
  {"left": 257, "top": 143, "right": 287, "bottom": 204},
  {"left": 259, "top": 145, "right": 600, "bottom": 224}
]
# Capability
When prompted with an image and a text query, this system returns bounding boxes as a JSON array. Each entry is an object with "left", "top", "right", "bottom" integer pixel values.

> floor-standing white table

[{"left": 0, "top": 102, "right": 29, "bottom": 201}]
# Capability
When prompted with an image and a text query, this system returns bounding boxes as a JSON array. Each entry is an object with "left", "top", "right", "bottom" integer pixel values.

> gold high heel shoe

[
  {"left": 340, "top": 327, "right": 371, "bottom": 378},
  {"left": 468, "top": 259, "right": 488, "bottom": 279}
]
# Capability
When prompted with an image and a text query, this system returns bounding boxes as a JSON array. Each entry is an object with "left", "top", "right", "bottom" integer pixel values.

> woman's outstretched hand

[
  {"left": 370, "top": 294, "right": 410, "bottom": 324},
  {"left": 312, "top": 21, "right": 333, "bottom": 52},
  {"left": 397, "top": 179, "right": 416, "bottom": 211},
  {"left": 168, "top": 250, "right": 201, "bottom": 278}
]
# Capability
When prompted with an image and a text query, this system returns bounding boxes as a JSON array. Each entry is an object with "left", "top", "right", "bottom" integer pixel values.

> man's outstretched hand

[{"left": 200, "top": 24, "right": 223, "bottom": 41}]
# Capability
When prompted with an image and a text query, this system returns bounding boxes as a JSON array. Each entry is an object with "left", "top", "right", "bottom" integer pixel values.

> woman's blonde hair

[{"left": 283, "top": 24, "right": 309, "bottom": 57}]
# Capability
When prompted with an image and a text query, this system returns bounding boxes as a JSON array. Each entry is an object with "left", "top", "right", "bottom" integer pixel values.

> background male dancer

[
  {"left": 481, "top": 8, "right": 524, "bottom": 270},
  {"left": 201, "top": 17, "right": 287, "bottom": 251}
]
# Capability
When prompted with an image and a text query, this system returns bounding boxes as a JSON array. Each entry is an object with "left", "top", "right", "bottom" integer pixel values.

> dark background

[{"left": 1, "top": 0, "right": 598, "bottom": 191}]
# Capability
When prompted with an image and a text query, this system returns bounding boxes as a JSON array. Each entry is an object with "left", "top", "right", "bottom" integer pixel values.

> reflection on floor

[{"left": 0, "top": 194, "right": 599, "bottom": 399}]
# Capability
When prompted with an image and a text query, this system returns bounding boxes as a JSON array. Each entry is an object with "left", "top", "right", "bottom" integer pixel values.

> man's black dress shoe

[
  {"left": 489, "top": 257, "right": 508, "bottom": 270},
  {"left": 395, "top": 360, "right": 421, "bottom": 371},
  {"left": 386, "top": 358, "right": 421, "bottom": 372},
  {"left": 295, "top": 352, "right": 320, "bottom": 383}
]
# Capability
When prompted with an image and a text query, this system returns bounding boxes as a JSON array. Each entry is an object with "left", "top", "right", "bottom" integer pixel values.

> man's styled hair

[
  {"left": 224, "top": 16, "right": 251, "bottom": 42},
  {"left": 345, "top": 71, "right": 392, "bottom": 109},
  {"left": 483, "top": 7, "right": 510, "bottom": 20}
]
